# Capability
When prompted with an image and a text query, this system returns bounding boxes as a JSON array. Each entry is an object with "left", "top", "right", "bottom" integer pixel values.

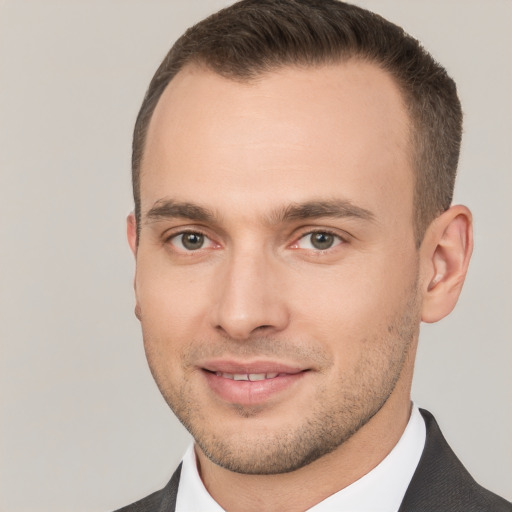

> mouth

[
  {"left": 200, "top": 361, "right": 308, "bottom": 406},
  {"left": 212, "top": 371, "right": 283, "bottom": 381}
]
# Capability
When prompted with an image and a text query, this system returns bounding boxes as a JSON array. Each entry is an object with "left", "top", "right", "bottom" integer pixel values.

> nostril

[
  {"left": 214, "top": 323, "right": 275, "bottom": 340},
  {"left": 248, "top": 325, "right": 276, "bottom": 337}
]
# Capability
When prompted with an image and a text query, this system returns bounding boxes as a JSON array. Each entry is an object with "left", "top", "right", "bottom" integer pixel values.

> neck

[{"left": 195, "top": 384, "right": 413, "bottom": 512}]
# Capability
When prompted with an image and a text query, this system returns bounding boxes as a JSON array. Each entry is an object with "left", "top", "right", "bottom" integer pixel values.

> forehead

[{"left": 141, "top": 61, "right": 413, "bottom": 226}]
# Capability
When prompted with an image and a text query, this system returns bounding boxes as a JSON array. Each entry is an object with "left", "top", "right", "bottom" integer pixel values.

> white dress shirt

[{"left": 175, "top": 404, "right": 426, "bottom": 511}]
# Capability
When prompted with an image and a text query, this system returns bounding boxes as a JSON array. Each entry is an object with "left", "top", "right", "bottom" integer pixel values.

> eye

[
  {"left": 294, "top": 231, "right": 343, "bottom": 250},
  {"left": 168, "top": 231, "right": 215, "bottom": 252}
]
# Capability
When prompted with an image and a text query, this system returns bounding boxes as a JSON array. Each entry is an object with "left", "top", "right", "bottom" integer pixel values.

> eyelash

[
  {"left": 164, "top": 228, "right": 347, "bottom": 253},
  {"left": 291, "top": 229, "right": 346, "bottom": 251},
  {"left": 165, "top": 230, "right": 217, "bottom": 252}
]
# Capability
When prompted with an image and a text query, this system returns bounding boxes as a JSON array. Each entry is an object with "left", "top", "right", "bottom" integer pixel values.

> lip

[
  {"left": 202, "top": 360, "right": 305, "bottom": 375},
  {"left": 200, "top": 360, "right": 308, "bottom": 406}
]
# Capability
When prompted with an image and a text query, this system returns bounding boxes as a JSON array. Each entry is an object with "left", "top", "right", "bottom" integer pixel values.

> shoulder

[
  {"left": 398, "top": 409, "right": 511, "bottom": 512},
  {"left": 113, "top": 488, "right": 166, "bottom": 512},
  {"left": 112, "top": 464, "right": 182, "bottom": 512}
]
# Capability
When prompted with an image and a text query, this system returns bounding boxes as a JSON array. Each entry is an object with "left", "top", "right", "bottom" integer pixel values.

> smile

[
  {"left": 201, "top": 362, "right": 308, "bottom": 406},
  {"left": 215, "top": 372, "right": 279, "bottom": 381}
]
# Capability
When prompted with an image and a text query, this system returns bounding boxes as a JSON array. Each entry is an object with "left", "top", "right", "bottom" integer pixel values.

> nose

[{"left": 211, "top": 249, "right": 290, "bottom": 340}]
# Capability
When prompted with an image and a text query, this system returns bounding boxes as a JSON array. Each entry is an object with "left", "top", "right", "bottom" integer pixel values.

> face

[{"left": 131, "top": 62, "right": 421, "bottom": 474}]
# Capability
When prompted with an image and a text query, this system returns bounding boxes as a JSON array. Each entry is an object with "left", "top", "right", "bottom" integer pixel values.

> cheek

[
  {"left": 135, "top": 263, "right": 203, "bottom": 389},
  {"left": 135, "top": 254, "right": 213, "bottom": 336},
  {"left": 289, "top": 251, "right": 418, "bottom": 354}
]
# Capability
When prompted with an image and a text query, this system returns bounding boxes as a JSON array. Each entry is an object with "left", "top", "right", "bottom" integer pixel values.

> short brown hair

[{"left": 132, "top": 0, "right": 462, "bottom": 244}]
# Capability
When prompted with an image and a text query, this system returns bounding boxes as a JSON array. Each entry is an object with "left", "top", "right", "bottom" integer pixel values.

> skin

[{"left": 127, "top": 62, "right": 473, "bottom": 512}]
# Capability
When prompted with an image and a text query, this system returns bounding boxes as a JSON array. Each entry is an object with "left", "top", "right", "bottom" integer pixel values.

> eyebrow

[
  {"left": 145, "top": 199, "right": 216, "bottom": 224},
  {"left": 268, "top": 200, "right": 375, "bottom": 224},
  {"left": 144, "top": 198, "right": 375, "bottom": 225}
]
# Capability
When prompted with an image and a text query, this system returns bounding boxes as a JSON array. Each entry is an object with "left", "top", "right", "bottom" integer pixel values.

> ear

[
  {"left": 127, "top": 212, "right": 138, "bottom": 256},
  {"left": 127, "top": 212, "right": 142, "bottom": 320},
  {"left": 420, "top": 205, "right": 473, "bottom": 323}
]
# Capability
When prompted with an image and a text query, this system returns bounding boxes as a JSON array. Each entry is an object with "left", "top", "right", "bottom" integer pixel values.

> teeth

[
  {"left": 215, "top": 372, "right": 280, "bottom": 381},
  {"left": 248, "top": 373, "right": 266, "bottom": 381}
]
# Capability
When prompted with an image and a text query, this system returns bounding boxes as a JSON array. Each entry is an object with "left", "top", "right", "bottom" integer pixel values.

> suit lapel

[
  {"left": 158, "top": 463, "right": 181, "bottom": 512},
  {"left": 398, "top": 409, "right": 508, "bottom": 511}
]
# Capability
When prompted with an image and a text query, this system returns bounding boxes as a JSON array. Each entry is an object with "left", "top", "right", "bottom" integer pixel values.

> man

[{"left": 117, "top": 0, "right": 511, "bottom": 510}]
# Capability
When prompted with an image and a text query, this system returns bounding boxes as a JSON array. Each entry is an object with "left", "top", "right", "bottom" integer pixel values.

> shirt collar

[{"left": 175, "top": 404, "right": 426, "bottom": 512}]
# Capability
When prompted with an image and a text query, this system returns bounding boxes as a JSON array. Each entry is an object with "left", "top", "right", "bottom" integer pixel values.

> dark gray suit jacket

[{"left": 114, "top": 410, "right": 511, "bottom": 511}]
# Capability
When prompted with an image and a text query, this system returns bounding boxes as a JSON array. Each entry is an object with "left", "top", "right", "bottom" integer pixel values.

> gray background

[{"left": 1, "top": 1, "right": 510, "bottom": 510}]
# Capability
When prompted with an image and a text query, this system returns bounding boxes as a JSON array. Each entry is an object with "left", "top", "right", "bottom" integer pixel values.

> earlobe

[
  {"left": 127, "top": 212, "right": 138, "bottom": 256},
  {"left": 420, "top": 205, "right": 473, "bottom": 323}
]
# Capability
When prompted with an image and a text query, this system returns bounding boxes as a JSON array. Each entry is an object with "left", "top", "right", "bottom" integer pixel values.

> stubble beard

[{"left": 144, "top": 284, "right": 420, "bottom": 475}]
